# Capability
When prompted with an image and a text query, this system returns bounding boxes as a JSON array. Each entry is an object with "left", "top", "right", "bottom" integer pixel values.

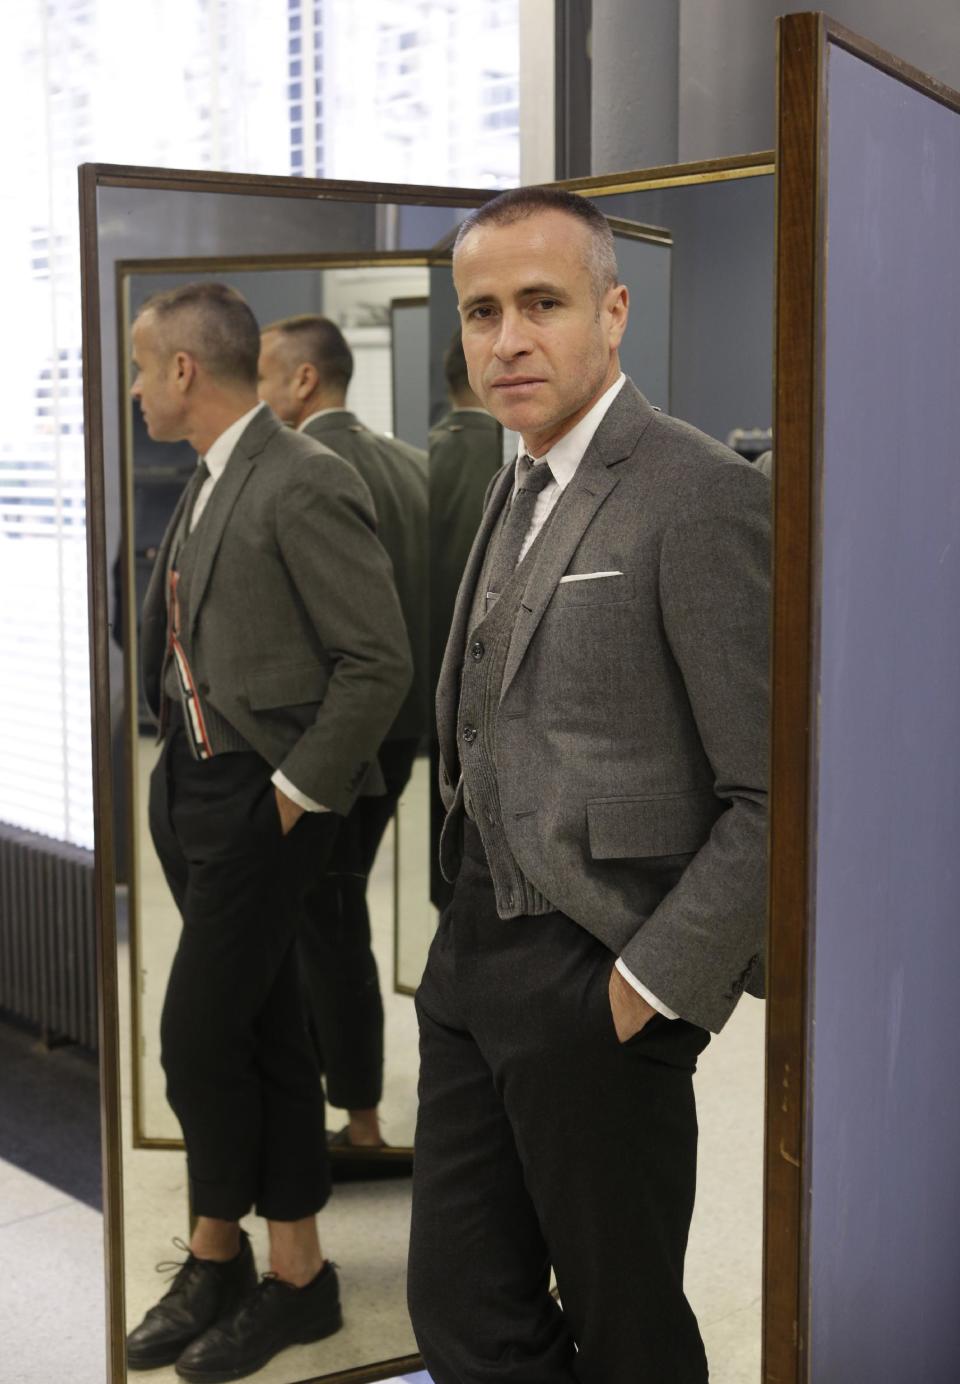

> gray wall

[
  {"left": 592, "top": 0, "right": 678, "bottom": 171},
  {"left": 611, "top": 232, "right": 671, "bottom": 412},
  {"left": 590, "top": 0, "right": 960, "bottom": 169},
  {"left": 428, "top": 264, "right": 461, "bottom": 426},
  {"left": 601, "top": 175, "right": 774, "bottom": 445},
  {"left": 810, "top": 41, "right": 960, "bottom": 1382},
  {"left": 391, "top": 300, "right": 430, "bottom": 453}
]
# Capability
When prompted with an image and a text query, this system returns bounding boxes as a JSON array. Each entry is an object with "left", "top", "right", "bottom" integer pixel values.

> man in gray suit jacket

[
  {"left": 406, "top": 189, "right": 769, "bottom": 1384},
  {"left": 258, "top": 315, "right": 427, "bottom": 1159},
  {"left": 126, "top": 283, "right": 411, "bottom": 1382}
]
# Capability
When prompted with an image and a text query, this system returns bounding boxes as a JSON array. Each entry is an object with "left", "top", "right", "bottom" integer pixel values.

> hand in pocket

[
  {"left": 607, "top": 964, "right": 656, "bottom": 1043},
  {"left": 273, "top": 785, "right": 305, "bottom": 836}
]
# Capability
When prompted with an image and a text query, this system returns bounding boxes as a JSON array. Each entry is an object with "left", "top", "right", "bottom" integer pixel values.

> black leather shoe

[
  {"left": 126, "top": 1234, "right": 257, "bottom": 1371},
  {"left": 174, "top": 1262, "right": 342, "bottom": 1382}
]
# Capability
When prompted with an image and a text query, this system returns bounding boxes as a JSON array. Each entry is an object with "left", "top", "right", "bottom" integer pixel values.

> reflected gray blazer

[
  {"left": 435, "top": 381, "right": 770, "bottom": 1033},
  {"left": 302, "top": 411, "right": 429, "bottom": 742},
  {"left": 141, "top": 406, "right": 413, "bottom": 816}
]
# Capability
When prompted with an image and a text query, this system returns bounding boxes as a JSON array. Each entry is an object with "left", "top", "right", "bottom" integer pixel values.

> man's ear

[
  {"left": 173, "top": 351, "right": 198, "bottom": 394},
  {"left": 605, "top": 283, "right": 629, "bottom": 349},
  {"left": 294, "top": 362, "right": 320, "bottom": 400}
]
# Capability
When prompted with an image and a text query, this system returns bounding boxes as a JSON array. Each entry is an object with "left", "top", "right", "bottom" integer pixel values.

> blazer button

[
  {"left": 198, "top": 681, "right": 210, "bottom": 695},
  {"left": 470, "top": 640, "right": 485, "bottom": 661},
  {"left": 462, "top": 725, "right": 477, "bottom": 744}
]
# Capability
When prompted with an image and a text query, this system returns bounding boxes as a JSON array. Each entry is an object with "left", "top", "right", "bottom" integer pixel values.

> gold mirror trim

[
  {"left": 551, "top": 151, "right": 775, "bottom": 198},
  {"left": 604, "top": 216, "right": 672, "bottom": 246},
  {"left": 300, "top": 1355, "right": 424, "bottom": 1384}
]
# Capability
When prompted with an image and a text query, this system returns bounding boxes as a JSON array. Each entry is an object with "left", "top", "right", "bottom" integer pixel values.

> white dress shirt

[
  {"left": 187, "top": 402, "right": 328, "bottom": 814},
  {"left": 189, "top": 402, "right": 264, "bottom": 531},
  {"left": 511, "top": 374, "right": 679, "bottom": 1022}
]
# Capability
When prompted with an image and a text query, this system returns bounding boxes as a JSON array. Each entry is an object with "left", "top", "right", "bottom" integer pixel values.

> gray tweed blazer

[
  {"left": 435, "top": 380, "right": 770, "bottom": 1032},
  {"left": 141, "top": 405, "right": 412, "bottom": 816},
  {"left": 302, "top": 410, "right": 428, "bottom": 742}
]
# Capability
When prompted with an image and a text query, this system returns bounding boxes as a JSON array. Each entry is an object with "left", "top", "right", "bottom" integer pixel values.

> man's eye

[
  {"left": 535, "top": 299, "right": 558, "bottom": 311},
  {"left": 469, "top": 305, "right": 494, "bottom": 320}
]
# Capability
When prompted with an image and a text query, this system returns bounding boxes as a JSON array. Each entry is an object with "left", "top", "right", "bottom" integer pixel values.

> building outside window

[{"left": 0, "top": 0, "right": 519, "bottom": 850}]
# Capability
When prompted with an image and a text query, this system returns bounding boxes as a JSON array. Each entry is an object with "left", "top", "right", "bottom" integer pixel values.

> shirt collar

[
  {"left": 202, "top": 402, "right": 266, "bottom": 480},
  {"left": 298, "top": 407, "right": 351, "bottom": 431},
  {"left": 515, "top": 373, "right": 625, "bottom": 493}
]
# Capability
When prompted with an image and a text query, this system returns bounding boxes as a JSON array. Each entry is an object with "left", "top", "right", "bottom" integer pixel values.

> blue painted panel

[{"left": 810, "top": 41, "right": 960, "bottom": 1384}]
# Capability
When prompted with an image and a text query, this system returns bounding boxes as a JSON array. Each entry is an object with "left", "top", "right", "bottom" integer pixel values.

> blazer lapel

[
  {"left": 436, "top": 460, "right": 514, "bottom": 774},
  {"left": 499, "top": 381, "right": 655, "bottom": 702},
  {"left": 186, "top": 408, "right": 279, "bottom": 640},
  {"left": 140, "top": 480, "right": 192, "bottom": 698},
  {"left": 142, "top": 481, "right": 189, "bottom": 629}
]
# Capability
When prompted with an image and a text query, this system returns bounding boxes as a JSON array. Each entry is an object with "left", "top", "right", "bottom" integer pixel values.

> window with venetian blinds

[{"left": 0, "top": 0, "right": 519, "bottom": 854}]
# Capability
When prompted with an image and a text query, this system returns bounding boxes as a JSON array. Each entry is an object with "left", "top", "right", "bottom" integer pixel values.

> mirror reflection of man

[
  {"left": 407, "top": 189, "right": 770, "bottom": 1383},
  {"left": 428, "top": 330, "right": 502, "bottom": 908},
  {"left": 127, "top": 283, "right": 412, "bottom": 1381},
  {"left": 258, "top": 316, "right": 427, "bottom": 1159}
]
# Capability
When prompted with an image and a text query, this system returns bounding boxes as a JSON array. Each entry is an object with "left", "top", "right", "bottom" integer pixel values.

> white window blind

[{"left": 0, "top": 1, "right": 517, "bottom": 853}]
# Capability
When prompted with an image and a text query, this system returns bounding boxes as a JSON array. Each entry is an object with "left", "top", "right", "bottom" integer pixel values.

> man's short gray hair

[
  {"left": 453, "top": 186, "right": 619, "bottom": 301},
  {"left": 137, "top": 282, "right": 260, "bottom": 385},
  {"left": 261, "top": 314, "right": 354, "bottom": 391}
]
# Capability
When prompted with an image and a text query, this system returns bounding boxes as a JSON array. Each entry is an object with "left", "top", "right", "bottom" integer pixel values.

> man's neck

[
  {"left": 188, "top": 393, "right": 259, "bottom": 456},
  {"left": 521, "top": 357, "right": 621, "bottom": 459},
  {"left": 295, "top": 393, "right": 348, "bottom": 429}
]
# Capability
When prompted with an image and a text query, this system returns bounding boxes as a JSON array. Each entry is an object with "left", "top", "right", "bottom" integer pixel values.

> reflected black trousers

[
  {"left": 149, "top": 726, "right": 338, "bottom": 1221},
  {"left": 408, "top": 820, "right": 711, "bottom": 1384},
  {"left": 298, "top": 736, "right": 419, "bottom": 1112}
]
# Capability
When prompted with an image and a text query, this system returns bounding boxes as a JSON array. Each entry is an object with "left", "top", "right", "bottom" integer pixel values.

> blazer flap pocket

[
  {"left": 246, "top": 660, "right": 329, "bottom": 711},
  {"left": 587, "top": 791, "right": 720, "bottom": 860}
]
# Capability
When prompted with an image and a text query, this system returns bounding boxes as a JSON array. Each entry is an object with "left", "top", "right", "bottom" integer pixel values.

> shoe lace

[{"left": 155, "top": 1237, "right": 194, "bottom": 1282}]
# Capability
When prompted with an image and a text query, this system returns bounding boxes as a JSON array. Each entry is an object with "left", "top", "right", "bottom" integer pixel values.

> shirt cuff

[
  {"left": 271, "top": 769, "right": 330, "bottom": 814},
  {"left": 614, "top": 958, "right": 679, "bottom": 1020}
]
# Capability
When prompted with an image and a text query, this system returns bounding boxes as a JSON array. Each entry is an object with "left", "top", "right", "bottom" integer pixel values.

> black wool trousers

[
  {"left": 149, "top": 726, "right": 339, "bottom": 1221},
  {"left": 298, "top": 737, "right": 419, "bottom": 1111},
  {"left": 407, "top": 820, "right": 711, "bottom": 1384}
]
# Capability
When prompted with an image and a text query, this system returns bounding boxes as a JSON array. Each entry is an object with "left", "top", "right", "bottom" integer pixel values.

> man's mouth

[{"left": 491, "top": 377, "right": 545, "bottom": 392}]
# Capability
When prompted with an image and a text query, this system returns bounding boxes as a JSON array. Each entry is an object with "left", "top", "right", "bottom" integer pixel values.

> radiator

[{"left": 0, "top": 823, "right": 98, "bottom": 1051}]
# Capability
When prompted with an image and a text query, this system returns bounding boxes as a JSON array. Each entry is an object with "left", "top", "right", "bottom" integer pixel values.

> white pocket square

[{"left": 558, "top": 570, "right": 624, "bottom": 583}]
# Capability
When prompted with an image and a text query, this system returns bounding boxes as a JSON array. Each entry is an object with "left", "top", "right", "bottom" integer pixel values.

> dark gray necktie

[
  {"left": 484, "top": 455, "right": 554, "bottom": 602},
  {"left": 186, "top": 457, "right": 210, "bottom": 534},
  {"left": 169, "top": 460, "right": 209, "bottom": 573}
]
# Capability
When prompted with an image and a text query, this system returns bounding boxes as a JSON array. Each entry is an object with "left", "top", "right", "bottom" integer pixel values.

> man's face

[
  {"left": 256, "top": 333, "right": 299, "bottom": 424},
  {"left": 453, "top": 209, "right": 627, "bottom": 453},
  {"left": 130, "top": 313, "right": 187, "bottom": 442}
]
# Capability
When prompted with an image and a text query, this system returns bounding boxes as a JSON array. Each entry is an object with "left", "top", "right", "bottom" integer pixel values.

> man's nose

[{"left": 493, "top": 310, "right": 533, "bottom": 360}]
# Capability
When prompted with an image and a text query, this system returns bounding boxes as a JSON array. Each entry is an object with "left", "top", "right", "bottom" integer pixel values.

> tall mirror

[
  {"left": 82, "top": 154, "right": 773, "bottom": 1384},
  {"left": 117, "top": 252, "right": 435, "bottom": 1154}
]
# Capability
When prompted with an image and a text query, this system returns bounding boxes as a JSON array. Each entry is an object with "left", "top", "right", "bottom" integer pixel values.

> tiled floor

[
  {"left": 1, "top": 1177, "right": 106, "bottom": 1383},
  {"left": 2, "top": 750, "right": 764, "bottom": 1384}
]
